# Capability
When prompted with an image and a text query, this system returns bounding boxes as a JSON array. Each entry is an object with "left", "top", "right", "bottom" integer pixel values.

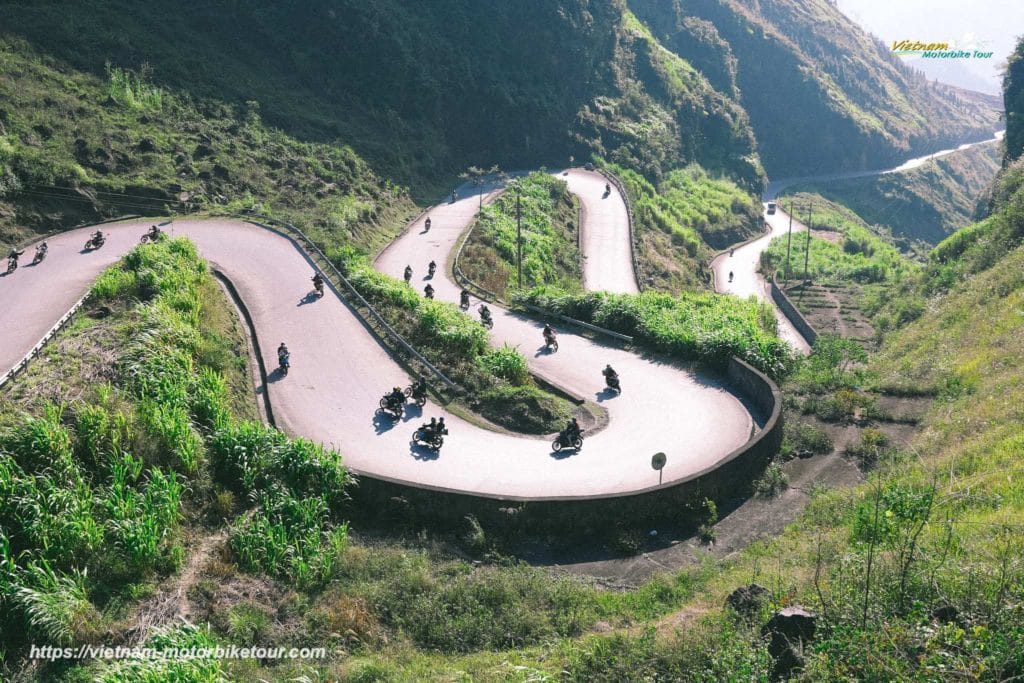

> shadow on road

[
  {"left": 410, "top": 443, "right": 440, "bottom": 461},
  {"left": 533, "top": 344, "right": 556, "bottom": 358},
  {"left": 595, "top": 387, "right": 619, "bottom": 402},
  {"left": 550, "top": 447, "right": 580, "bottom": 460},
  {"left": 372, "top": 410, "right": 401, "bottom": 435},
  {"left": 297, "top": 291, "right": 321, "bottom": 307},
  {"left": 267, "top": 367, "right": 288, "bottom": 383},
  {"left": 402, "top": 404, "right": 423, "bottom": 421}
]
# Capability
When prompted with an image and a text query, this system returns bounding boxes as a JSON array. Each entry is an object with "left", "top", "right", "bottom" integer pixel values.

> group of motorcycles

[
  {"left": 377, "top": 381, "right": 445, "bottom": 451},
  {"left": 6, "top": 225, "right": 165, "bottom": 275}
]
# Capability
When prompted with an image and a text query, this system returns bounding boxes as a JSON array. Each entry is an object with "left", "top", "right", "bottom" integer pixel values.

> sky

[{"left": 835, "top": 0, "right": 1024, "bottom": 94}]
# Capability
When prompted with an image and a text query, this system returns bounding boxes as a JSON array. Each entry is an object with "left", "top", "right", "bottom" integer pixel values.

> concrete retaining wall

[{"left": 770, "top": 276, "right": 818, "bottom": 346}]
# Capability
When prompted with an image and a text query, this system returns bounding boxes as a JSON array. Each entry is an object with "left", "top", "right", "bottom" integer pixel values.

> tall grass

[
  {"left": 516, "top": 287, "right": 792, "bottom": 378},
  {"left": 106, "top": 64, "right": 164, "bottom": 112}
]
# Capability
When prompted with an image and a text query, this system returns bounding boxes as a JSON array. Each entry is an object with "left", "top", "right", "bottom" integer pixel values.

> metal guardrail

[
  {"left": 517, "top": 302, "right": 633, "bottom": 342},
  {"left": 0, "top": 291, "right": 92, "bottom": 390},
  {"left": 596, "top": 167, "right": 643, "bottom": 292},
  {"left": 233, "top": 212, "right": 460, "bottom": 393}
]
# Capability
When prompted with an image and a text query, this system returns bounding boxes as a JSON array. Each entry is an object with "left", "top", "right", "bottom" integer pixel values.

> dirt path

[{"left": 125, "top": 527, "right": 227, "bottom": 643}]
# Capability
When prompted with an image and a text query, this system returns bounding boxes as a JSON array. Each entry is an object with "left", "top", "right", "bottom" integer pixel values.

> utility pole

[
  {"left": 803, "top": 202, "right": 813, "bottom": 284},
  {"left": 785, "top": 201, "right": 794, "bottom": 283},
  {"left": 516, "top": 190, "right": 523, "bottom": 289}
]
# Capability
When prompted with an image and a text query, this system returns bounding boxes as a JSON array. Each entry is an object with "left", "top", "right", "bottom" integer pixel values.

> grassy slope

[
  {"left": 762, "top": 193, "right": 918, "bottom": 285},
  {"left": 460, "top": 172, "right": 582, "bottom": 299},
  {"left": 0, "top": 38, "right": 415, "bottom": 252},
  {"left": 788, "top": 141, "right": 1002, "bottom": 246},
  {"left": 632, "top": 0, "right": 1000, "bottom": 177},
  {"left": 610, "top": 162, "right": 763, "bottom": 292},
  {"left": 0, "top": 0, "right": 762, "bottom": 195}
]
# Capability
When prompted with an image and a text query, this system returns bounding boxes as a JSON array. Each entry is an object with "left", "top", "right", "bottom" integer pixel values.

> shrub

[
  {"left": 754, "top": 461, "right": 789, "bottom": 497},
  {"left": 478, "top": 344, "right": 530, "bottom": 385}
]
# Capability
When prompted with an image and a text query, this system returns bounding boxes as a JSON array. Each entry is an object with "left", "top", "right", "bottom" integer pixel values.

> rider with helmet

[
  {"left": 424, "top": 283, "right": 435, "bottom": 299},
  {"left": 404, "top": 265, "right": 413, "bottom": 283}
]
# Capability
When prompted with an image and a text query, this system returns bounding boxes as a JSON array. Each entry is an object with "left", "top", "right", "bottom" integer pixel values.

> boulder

[
  {"left": 726, "top": 583, "right": 771, "bottom": 619},
  {"left": 762, "top": 606, "right": 816, "bottom": 679}
]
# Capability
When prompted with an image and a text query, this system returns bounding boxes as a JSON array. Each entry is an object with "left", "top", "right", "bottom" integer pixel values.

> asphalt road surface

[{"left": 1, "top": 175, "right": 754, "bottom": 498}]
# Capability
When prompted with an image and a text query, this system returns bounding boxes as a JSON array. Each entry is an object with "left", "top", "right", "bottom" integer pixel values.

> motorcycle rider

[
  {"left": 728, "top": 271, "right": 734, "bottom": 283},
  {"left": 451, "top": 190, "right": 457, "bottom": 203},
  {"left": 424, "top": 283, "right": 435, "bottom": 299},
  {"left": 436, "top": 417, "right": 448, "bottom": 437},
  {"left": 404, "top": 265, "right": 413, "bottom": 284},
  {"left": 35, "top": 242, "right": 48, "bottom": 259},
  {"left": 146, "top": 224, "right": 162, "bottom": 240},
  {"left": 543, "top": 323, "right": 557, "bottom": 346},
  {"left": 424, "top": 216, "right": 432, "bottom": 231},
  {"left": 277, "top": 342, "right": 290, "bottom": 368},
  {"left": 479, "top": 304, "right": 492, "bottom": 324},
  {"left": 89, "top": 229, "right": 105, "bottom": 247},
  {"left": 460, "top": 289, "right": 471, "bottom": 309},
  {"left": 563, "top": 417, "right": 581, "bottom": 442},
  {"left": 602, "top": 364, "right": 618, "bottom": 386},
  {"left": 420, "top": 416, "right": 438, "bottom": 440},
  {"left": 410, "top": 376, "right": 428, "bottom": 401},
  {"left": 604, "top": 182, "right": 611, "bottom": 195},
  {"left": 387, "top": 386, "right": 405, "bottom": 411},
  {"left": 312, "top": 272, "right": 324, "bottom": 295},
  {"left": 428, "top": 260, "right": 437, "bottom": 277}
]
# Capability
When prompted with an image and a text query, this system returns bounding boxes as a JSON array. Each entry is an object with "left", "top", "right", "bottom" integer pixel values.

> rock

[
  {"left": 726, "top": 583, "right": 771, "bottom": 619},
  {"left": 192, "top": 143, "right": 215, "bottom": 160},
  {"left": 930, "top": 604, "right": 961, "bottom": 625},
  {"left": 762, "top": 606, "right": 816, "bottom": 679}
]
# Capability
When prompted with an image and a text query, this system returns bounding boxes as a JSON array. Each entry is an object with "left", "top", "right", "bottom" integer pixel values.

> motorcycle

[
  {"left": 404, "top": 268, "right": 413, "bottom": 284},
  {"left": 480, "top": 312, "right": 493, "bottom": 330},
  {"left": 379, "top": 393, "right": 405, "bottom": 419},
  {"left": 278, "top": 353, "right": 290, "bottom": 377},
  {"left": 544, "top": 332, "right": 558, "bottom": 352},
  {"left": 728, "top": 271, "right": 734, "bottom": 283},
  {"left": 427, "top": 262, "right": 437, "bottom": 278},
  {"left": 313, "top": 278, "right": 324, "bottom": 297},
  {"left": 84, "top": 234, "right": 106, "bottom": 251},
  {"left": 460, "top": 297, "right": 471, "bottom": 311},
  {"left": 424, "top": 217, "right": 432, "bottom": 232},
  {"left": 31, "top": 247, "right": 47, "bottom": 265},
  {"left": 412, "top": 426, "right": 444, "bottom": 452},
  {"left": 552, "top": 429, "right": 583, "bottom": 453},
  {"left": 140, "top": 229, "right": 162, "bottom": 244},
  {"left": 605, "top": 374, "right": 621, "bottom": 393},
  {"left": 5, "top": 256, "right": 17, "bottom": 274},
  {"left": 404, "top": 384, "right": 428, "bottom": 407}
]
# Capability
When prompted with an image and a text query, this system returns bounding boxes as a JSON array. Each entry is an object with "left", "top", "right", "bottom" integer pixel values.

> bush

[
  {"left": 478, "top": 344, "right": 530, "bottom": 385},
  {"left": 477, "top": 385, "right": 572, "bottom": 434},
  {"left": 515, "top": 287, "right": 792, "bottom": 377},
  {"left": 754, "top": 461, "right": 789, "bottom": 497}
]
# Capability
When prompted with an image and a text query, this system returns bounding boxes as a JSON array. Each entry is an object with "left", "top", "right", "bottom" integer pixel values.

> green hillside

[
  {"left": 787, "top": 140, "right": 1002, "bottom": 245},
  {"left": 631, "top": 0, "right": 999, "bottom": 177}
]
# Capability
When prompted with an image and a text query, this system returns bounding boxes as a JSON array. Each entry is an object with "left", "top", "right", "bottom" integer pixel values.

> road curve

[
  {"left": 710, "top": 207, "right": 812, "bottom": 354},
  {"left": 1, "top": 202, "right": 754, "bottom": 498},
  {"left": 563, "top": 169, "right": 639, "bottom": 294}
]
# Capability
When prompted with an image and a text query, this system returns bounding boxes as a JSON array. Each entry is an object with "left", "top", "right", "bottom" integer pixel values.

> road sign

[{"left": 651, "top": 452, "right": 666, "bottom": 470}]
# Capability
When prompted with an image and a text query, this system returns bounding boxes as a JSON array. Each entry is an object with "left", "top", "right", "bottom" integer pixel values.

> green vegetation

[
  {"left": 460, "top": 172, "right": 581, "bottom": 298},
  {"left": 788, "top": 141, "right": 1001, "bottom": 246},
  {"left": 334, "top": 248, "right": 574, "bottom": 434},
  {"left": 0, "top": 238, "right": 323, "bottom": 659},
  {"left": 608, "top": 161, "right": 762, "bottom": 291},
  {"left": 0, "top": 38, "right": 414, "bottom": 252},
  {"left": 762, "top": 196, "right": 918, "bottom": 285},
  {"left": 631, "top": 0, "right": 998, "bottom": 177},
  {"left": 516, "top": 286, "right": 791, "bottom": 377}
]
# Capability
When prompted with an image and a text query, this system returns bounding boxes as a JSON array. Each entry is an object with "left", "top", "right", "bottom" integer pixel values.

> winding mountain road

[
  {"left": 710, "top": 206, "right": 812, "bottom": 354},
  {"left": 0, "top": 171, "right": 755, "bottom": 500}
]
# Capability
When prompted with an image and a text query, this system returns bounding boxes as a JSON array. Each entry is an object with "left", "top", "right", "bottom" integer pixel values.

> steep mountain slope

[
  {"left": 0, "top": 0, "right": 761, "bottom": 191},
  {"left": 630, "top": 0, "right": 1000, "bottom": 177},
  {"left": 787, "top": 140, "right": 1001, "bottom": 245}
]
